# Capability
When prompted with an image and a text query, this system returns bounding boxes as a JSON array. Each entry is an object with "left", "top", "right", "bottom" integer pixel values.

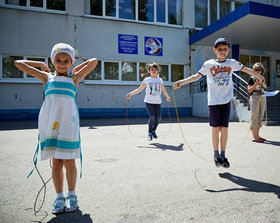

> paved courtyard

[{"left": 0, "top": 117, "right": 279, "bottom": 223}]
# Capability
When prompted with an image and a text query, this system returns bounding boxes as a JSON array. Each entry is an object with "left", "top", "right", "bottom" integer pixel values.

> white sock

[
  {"left": 68, "top": 190, "right": 76, "bottom": 199},
  {"left": 57, "top": 192, "right": 65, "bottom": 198}
]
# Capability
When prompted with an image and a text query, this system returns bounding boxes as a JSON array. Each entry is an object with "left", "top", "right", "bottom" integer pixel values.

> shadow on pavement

[
  {"left": 0, "top": 117, "right": 209, "bottom": 131},
  {"left": 263, "top": 140, "right": 280, "bottom": 147},
  {"left": 47, "top": 209, "right": 93, "bottom": 223},
  {"left": 206, "top": 172, "right": 280, "bottom": 199},
  {"left": 138, "top": 143, "right": 184, "bottom": 151}
]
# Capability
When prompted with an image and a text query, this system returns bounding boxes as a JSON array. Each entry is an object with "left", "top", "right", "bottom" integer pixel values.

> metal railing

[{"left": 232, "top": 72, "right": 249, "bottom": 101}]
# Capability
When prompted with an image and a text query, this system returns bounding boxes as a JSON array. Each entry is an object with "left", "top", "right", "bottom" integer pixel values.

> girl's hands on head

[{"left": 42, "top": 62, "right": 51, "bottom": 72}]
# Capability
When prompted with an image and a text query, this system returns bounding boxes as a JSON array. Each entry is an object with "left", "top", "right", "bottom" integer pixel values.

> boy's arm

[
  {"left": 72, "top": 58, "right": 98, "bottom": 87},
  {"left": 14, "top": 60, "right": 50, "bottom": 85},
  {"left": 173, "top": 73, "right": 203, "bottom": 89},
  {"left": 248, "top": 79, "right": 260, "bottom": 94},
  {"left": 241, "top": 66, "right": 265, "bottom": 83}
]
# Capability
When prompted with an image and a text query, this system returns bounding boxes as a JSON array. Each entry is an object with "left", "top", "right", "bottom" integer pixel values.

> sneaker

[
  {"left": 147, "top": 133, "right": 153, "bottom": 141},
  {"left": 214, "top": 157, "right": 223, "bottom": 167},
  {"left": 52, "top": 197, "right": 65, "bottom": 214},
  {"left": 152, "top": 131, "right": 158, "bottom": 139},
  {"left": 221, "top": 157, "right": 230, "bottom": 168},
  {"left": 65, "top": 195, "right": 78, "bottom": 212}
]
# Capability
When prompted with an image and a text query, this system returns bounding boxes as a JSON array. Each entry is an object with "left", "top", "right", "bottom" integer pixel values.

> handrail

[
  {"left": 232, "top": 72, "right": 249, "bottom": 100},
  {"left": 233, "top": 72, "right": 248, "bottom": 85}
]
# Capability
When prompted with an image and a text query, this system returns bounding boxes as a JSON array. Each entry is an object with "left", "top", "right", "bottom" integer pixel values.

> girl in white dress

[{"left": 15, "top": 43, "right": 98, "bottom": 214}]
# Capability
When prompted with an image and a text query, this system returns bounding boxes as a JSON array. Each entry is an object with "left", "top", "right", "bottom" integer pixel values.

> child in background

[
  {"left": 248, "top": 62, "right": 267, "bottom": 143},
  {"left": 15, "top": 43, "right": 98, "bottom": 214},
  {"left": 126, "top": 63, "right": 171, "bottom": 141},
  {"left": 173, "top": 38, "right": 265, "bottom": 168}
]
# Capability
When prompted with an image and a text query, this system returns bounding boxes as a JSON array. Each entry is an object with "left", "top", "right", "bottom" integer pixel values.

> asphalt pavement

[{"left": 0, "top": 117, "right": 279, "bottom": 223}]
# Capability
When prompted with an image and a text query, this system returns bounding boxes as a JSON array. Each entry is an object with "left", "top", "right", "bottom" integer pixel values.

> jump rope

[
  {"left": 29, "top": 77, "right": 264, "bottom": 215},
  {"left": 125, "top": 65, "right": 172, "bottom": 138},
  {"left": 171, "top": 84, "right": 264, "bottom": 163},
  {"left": 125, "top": 99, "right": 172, "bottom": 138},
  {"left": 27, "top": 147, "right": 52, "bottom": 221}
]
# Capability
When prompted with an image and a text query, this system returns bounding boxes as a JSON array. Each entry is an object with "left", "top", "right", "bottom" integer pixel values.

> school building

[{"left": 0, "top": 0, "right": 280, "bottom": 123}]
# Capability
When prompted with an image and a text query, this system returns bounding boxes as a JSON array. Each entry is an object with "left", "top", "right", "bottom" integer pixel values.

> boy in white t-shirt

[
  {"left": 173, "top": 38, "right": 265, "bottom": 168},
  {"left": 126, "top": 63, "right": 171, "bottom": 141}
]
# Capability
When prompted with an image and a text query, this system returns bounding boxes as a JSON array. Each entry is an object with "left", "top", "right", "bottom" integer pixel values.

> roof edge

[{"left": 190, "top": 1, "right": 280, "bottom": 45}]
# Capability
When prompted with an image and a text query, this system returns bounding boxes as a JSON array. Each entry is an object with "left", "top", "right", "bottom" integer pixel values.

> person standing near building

[
  {"left": 248, "top": 62, "right": 267, "bottom": 143},
  {"left": 15, "top": 43, "right": 98, "bottom": 214},
  {"left": 173, "top": 38, "right": 265, "bottom": 168},
  {"left": 126, "top": 63, "right": 171, "bottom": 141}
]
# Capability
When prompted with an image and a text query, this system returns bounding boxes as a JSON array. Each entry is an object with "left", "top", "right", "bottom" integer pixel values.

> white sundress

[{"left": 38, "top": 75, "right": 80, "bottom": 161}]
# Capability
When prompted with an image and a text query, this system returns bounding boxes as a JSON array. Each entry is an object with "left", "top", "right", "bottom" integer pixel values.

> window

[
  {"left": 235, "top": 2, "right": 244, "bottom": 9},
  {"left": 2, "top": 56, "right": 23, "bottom": 78},
  {"left": 156, "top": 0, "right": 165, "bottom": 23},
  {"left": 159, "top": 64, "right": 168, "bottom": 81},
  {"left": 138, "top": 0, "right": 154, "bottom": 22},
  {"left": 219, "top": 0, "right": 231, "bottom": 19},
  {"left": 240, "top": 54, "right": 270, "bottom": 86},
  {"left": 168, "top": 0, "right": 182, "bottom": 25},
  {"left": 139, "top": 62, "right": 147, "bottom": 81},
  {"left": 121, "top": 62, "right": 137, "bottom": 81},
  {"left": 85, "top": 60, "right": 102, "bottom": 80},
  {"left": 139, "top": 63, "right": 170, "bottom": 82},
  {"left": 87, "top": 0, "right": 102, "bottom": 16},
  {"left": 195, "top": 0, "right": 207, "bottom": 28},
  {"left": 30, "top": 0, "right": 43, "bottom": 7},
  {"left": 171, "top": 64, "right": 183, "bottom": 82},
  {"left": 195, "top": 0, "right": 242, "bottom": 28},
  {"left": 119, "top": 0, "right": 135, "bottom": 20},
  {"left": 1, "top": 55, "right": 49, "bottom": 79},
  {"left": 48, "top": 58, "right": 55, "bottom": 73},
  {"left": 5, "top": 0, "right": 66, "bottom": 11},
  {"left": 5, "top": 0, "right": 26, "bottom": 6},
  {"left": 210, "top": 0, "right": 217, "bottom": 24},
  {"left": 1, "top": 56, "right": 184, "bottom": 84},
  {"left": 106, "top": 0, "right": 116, "bottom": 16},
  {"left": 85, "top": 0, "right": 182, "bottom": 25},
  {"left": 104, "top": 61, "right": 119, "bottom": 80},
  {"left": 261, "top": 56, "right": 270, "bottom": 86},
  {"left": 239, "top": 54, "right": 249, "bottom": 80}
]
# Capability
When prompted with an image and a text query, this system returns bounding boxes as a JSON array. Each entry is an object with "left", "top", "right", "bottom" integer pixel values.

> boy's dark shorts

[{"left": 208, "top": 102, "right": 231, "bottom": 127}]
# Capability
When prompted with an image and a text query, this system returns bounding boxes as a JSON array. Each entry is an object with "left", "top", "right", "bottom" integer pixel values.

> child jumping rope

[
  {"left": 15, "top": 43, "right": 98, "bottom": 214},
  {"left": 126, "top": 63, "right": 171, "bottom": 141},
  {"left": 173, "top": 38, "right": 265, "bottom": 168}
]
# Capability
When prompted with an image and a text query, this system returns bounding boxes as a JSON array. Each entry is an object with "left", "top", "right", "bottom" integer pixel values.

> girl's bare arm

[
  {"left": 126, "top": 83, "right": 146, "bottom": 99},
  {"left": 161, "top": 84, "right": 171, "bottom": 102},
  {"left": 14, "top": 60, "right": 50, "bottom": 85},
  {"left": 72, "top": 58, "right": 98, "bottom": 88}
]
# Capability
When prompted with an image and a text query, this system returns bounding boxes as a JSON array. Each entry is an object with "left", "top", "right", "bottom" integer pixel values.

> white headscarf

[{"left": 51, "top": 43, "right": 75, "bottom": 64}]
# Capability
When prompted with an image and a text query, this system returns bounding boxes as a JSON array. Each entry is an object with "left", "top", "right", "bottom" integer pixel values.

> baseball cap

[
  {"left": 214, "top": 38, "right": 229, "bottom": 48},
  {"left": 51, "top": 43, "right": 75, "bottom": 64}
]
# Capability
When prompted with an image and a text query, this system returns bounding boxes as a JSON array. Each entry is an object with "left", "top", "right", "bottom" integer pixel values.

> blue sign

[
  {"left": 144, "top": 36, "right": 163, "bottom": 56},
  {"left": 118, "top": 34, "right": 138, "bottom": 54}
]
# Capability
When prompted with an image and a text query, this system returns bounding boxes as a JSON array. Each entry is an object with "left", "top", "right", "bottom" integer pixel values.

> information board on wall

[{"left": 118, "top": 34, "right": 138, "bottom": 54}]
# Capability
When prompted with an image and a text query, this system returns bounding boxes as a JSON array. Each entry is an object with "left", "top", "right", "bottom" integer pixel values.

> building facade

[{"left": 0, "top": 0, "right": 279, "bottom": 120}]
